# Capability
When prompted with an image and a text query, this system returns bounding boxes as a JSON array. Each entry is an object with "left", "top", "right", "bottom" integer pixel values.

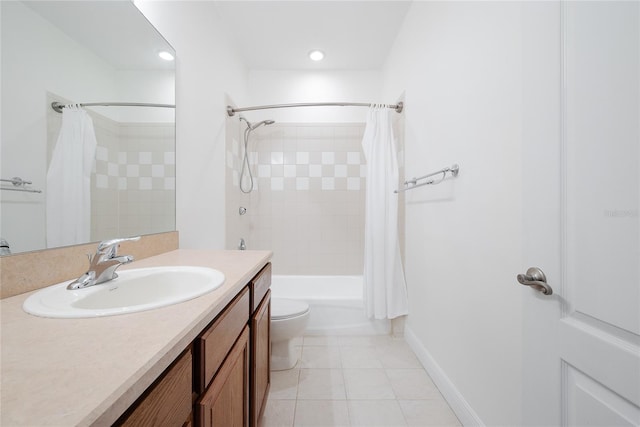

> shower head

[
  {"left": 239, "top": 116, "right": 275, "bottom": 131},
  {"left": 238, "top": 117, "right": 275, "bottom": 194},
  {"left": 250, "top": 119, "right": 275, "bottom": 130}
]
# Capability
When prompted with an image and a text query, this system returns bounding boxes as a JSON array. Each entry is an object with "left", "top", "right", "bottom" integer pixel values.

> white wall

[
  {"left": 135, "top": 1, "right": 248, "bottom": 249},
  {"left": 245, "top": 70, "right": 382, "bottom": 123},
  {"left": 382, "top": 2, "right": 524, "bottom": 426}
]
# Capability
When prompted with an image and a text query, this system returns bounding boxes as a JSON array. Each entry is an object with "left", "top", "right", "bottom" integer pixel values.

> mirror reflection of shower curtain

[
  {"left": 46, "top": 106, "right": 97, "bottom": 247},
  {"left": 361, "top": 106, "right": 409, "bottom": 319}
]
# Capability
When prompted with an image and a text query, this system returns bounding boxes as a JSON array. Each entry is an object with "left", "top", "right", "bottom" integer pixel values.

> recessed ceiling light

[
  {"left": 158, "top": 51, "right": 175, "bottom": 61},
  {"left": 309, "top": 50, "right": 325, "bottom": 61}
]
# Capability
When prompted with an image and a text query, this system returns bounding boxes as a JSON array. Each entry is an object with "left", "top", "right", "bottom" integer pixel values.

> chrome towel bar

[
  {"left": 1, "top": 177, "right": 42, "bottom": 193},
  {"left": 395, "top": 164, "right": 459, "bottom": 193}
]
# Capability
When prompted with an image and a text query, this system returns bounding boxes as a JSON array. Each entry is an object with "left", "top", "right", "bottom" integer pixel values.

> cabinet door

[
  {"left": 196, "top": 326, "right": 250, "bottom": 427},
  {"left": 118, "top": 349, "right": 192, "bottom": 427},
  {"left": 250, "top": 290, "right": 271, "bottom": 427}
]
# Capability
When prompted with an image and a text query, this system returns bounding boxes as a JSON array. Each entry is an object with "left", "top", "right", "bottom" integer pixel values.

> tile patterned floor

[{"left": 259, "top": 335, "right": 462, "bottom": 427}]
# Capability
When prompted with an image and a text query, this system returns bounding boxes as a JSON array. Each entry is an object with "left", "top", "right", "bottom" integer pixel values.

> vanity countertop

[{"left": 0, "top": 249, "right": 272, "bottom": 426}]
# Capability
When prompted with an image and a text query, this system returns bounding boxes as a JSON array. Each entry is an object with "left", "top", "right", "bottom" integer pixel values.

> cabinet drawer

[
  {"left": 196, "top": 287, "right": 250, "bottom": 393},
  {"left": 119, "top": 348, "right": 192, "bottom": 427},
  {"left": 250, "top": 263, "right": 271, "bottom": 313}
]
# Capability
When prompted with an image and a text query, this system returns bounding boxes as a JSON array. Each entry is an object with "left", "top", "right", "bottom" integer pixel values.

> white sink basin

[{"left": 23, "top": 266, "right": 225, "bottom": 318}]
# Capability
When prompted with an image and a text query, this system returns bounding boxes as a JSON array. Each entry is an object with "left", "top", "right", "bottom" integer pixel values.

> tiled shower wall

[
  {"left": 113, "top": 123, "right": 175, "bottom": 238},
  {"left": 47, "top": 95, "right": 175, "bottom": 241},
  {"left": 226, "top": 123, "right": 366, "bottom": 275},
  {"left": 226, "top": 119, "right": 405, "bottom": 276}
]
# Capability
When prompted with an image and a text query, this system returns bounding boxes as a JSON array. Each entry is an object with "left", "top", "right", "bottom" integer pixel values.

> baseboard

[{"left": 404, "top": 325, "right": 485, "bottom": 427}]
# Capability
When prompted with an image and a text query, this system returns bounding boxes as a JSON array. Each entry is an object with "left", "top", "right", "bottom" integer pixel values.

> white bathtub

[{"left": 270, "top": 275, "right": 390, "bottom": 336}]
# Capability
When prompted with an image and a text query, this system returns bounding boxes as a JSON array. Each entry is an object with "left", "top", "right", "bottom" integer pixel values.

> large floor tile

[
  {"left": 338, "top": 335, "right": 389, "bottom": 347},
  {"left": 294, "top": 400, "right": 350, "bottom": 426},
  {"left": 343, "top": 369, "right": 396, "bottom": 400},
  {"left": 303, "top": 336, "right": 341, "bottom": 346},
  {"left": 348, "top": 400, "right": 408, "bottom": 426},
  {"left": 399, "top": 399, "right": 461, "bottom": 427},
  {"left": 270, "top": 368, "right": 301, "bottom": 400},
  {"left": 375, "top": 343, "right": 422, "bottom": 369},
  {"left": 297, "top": 369, "right": 346, "bottom": 400},
  {"left": 340, "top": 346, "right": 383, "bottom": 369},
  {"left": 259, "top": 398, "right": 296, "bottom": 427},
  {"left": 386, "top": 369, "right": 441, "bottom": 400},
  {"left": 300, "top": 346, "right": 342, "bottom": 369}
]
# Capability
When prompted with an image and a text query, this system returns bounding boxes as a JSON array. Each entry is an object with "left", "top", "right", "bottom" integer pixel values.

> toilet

[{"left": 270, "top": 298, "right": 310, "bottom": 371}]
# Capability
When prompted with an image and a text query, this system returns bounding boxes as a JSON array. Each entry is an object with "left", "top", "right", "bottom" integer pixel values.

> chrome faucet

[{"left": 67, "top": 236, "right": 141, "bottom": 290}]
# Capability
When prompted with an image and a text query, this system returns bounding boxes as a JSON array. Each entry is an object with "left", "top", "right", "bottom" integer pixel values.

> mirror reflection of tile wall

[
  {"left": 226, "top": 122, "right": 366, "bottom": 275},
  {"left": 47, "top": 96, "right": 175, "bottom": 241}
]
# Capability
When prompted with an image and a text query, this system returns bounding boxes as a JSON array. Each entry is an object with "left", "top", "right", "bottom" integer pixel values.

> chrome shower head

[{"left": 250, "top": 119, "right": 275, "bottom": 130}]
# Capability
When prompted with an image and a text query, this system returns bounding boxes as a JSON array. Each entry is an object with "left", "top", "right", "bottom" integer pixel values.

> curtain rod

[
  {"left": 51, "top": 101, "right": 175, "bottom": 113},
  {"left": 226, "top": 101, "right": 404, "bottom": 117}
]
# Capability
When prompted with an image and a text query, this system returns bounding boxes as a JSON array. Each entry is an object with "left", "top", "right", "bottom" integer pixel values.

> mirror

[{"left": 0, "top": 1, "right": 176, "bottom": 254}]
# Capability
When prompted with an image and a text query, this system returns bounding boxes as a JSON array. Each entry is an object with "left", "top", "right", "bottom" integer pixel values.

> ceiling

[
  {"left": 212, "top": 1, "right": 412, "bottom": 70},
  {"left": 24, "top": 1, "right": 411, "bottom": 71},
  {"left": 24, "top": 1, "right": 175, "bottom": 70}
]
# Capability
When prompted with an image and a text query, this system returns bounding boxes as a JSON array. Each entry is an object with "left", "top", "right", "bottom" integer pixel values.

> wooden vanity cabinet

[{"left": 116, "top": 263, "right": 272, "bottom": 427}]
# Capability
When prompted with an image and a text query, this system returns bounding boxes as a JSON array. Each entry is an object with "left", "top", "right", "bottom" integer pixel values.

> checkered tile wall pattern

[
  {"left": 227, "top": 124, "right": 366, "bottom": 192},
  {"left": 94, "top": 126, "right": 175, "bottom": 192},
  {"left": 89, "top": 121, "right": 175, "bottom": 240}
]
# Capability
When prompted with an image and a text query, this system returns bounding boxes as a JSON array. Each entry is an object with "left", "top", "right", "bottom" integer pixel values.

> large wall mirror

[{"left": 0, "top": 1, "right": 176, "bottom": 255}]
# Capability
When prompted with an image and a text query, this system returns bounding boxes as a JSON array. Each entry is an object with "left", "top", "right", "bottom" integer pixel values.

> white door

[{"left": 521, "top": 2, "right": 640, "bottom": 426}]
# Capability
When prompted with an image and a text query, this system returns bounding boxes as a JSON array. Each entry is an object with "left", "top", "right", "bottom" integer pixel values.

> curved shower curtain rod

[
  {"left": 226, "top": 101, "right": 404, "bottom": 117},
  {"left": 51, "top": 101, "right": 175, "bottom": 113}
]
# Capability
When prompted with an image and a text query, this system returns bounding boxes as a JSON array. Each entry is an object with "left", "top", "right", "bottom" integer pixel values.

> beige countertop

[{"left": 1, "top": 249, "right": 272, "bottom": 426}]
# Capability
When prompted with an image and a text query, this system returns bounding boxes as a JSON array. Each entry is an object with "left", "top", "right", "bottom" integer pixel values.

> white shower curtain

[
  {"left": 46, "top": 105, "right": 97, "bottom": 248},
  {"left": 361, "top": 106, "right": 409, "bottom": 320}
]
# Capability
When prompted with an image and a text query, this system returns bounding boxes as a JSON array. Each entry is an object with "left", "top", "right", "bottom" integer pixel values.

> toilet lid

[{"left": 271, "top": 298, "right": 309, "bottom": 320}]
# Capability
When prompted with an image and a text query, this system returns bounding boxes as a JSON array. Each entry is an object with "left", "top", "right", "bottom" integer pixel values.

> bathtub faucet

[{"left": 238, "top": 238, "right": 247, "bottom": 250}]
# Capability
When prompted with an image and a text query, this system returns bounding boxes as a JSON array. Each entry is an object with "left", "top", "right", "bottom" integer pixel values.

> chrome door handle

[{"left": 517, "top": 267, "right": 553, "bottom": 295}]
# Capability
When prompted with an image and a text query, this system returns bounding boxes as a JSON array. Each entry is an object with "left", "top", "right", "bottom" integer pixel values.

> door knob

[{"left": 517, "top": 267, "right": 553, "bottom": 295}]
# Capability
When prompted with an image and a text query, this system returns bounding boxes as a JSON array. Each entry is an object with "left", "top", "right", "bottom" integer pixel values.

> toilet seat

[{"left": 271, "top": 298, "right": 309, "bottom": 320}]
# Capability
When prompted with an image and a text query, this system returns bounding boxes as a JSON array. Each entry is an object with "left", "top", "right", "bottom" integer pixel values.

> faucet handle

[{"left": 97, "top": 236, "right": 141, "bottom": 257}]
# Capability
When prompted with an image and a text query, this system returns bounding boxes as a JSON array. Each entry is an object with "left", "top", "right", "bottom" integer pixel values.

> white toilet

[{"left": 270, "top": 298, "right": 310, "bottom": 371}]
